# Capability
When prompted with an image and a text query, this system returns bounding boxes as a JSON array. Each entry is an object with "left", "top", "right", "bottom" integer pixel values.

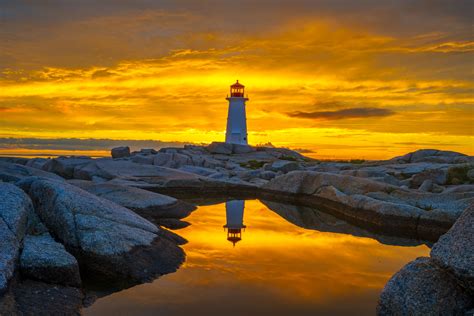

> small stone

[{"left": 111, "top": 146, "right": 130, "bottom": 159}]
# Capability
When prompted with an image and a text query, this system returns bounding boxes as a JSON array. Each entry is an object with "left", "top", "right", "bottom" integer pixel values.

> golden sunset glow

[{"left": 1, "top": 2, "right": 473, "bottom": 159}]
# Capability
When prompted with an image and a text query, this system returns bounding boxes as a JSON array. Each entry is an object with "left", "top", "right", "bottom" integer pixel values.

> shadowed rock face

[
  {"left": 24, "top": 178, "right": 185, "bottom": 285},
  {"left": 431, "top": 205, "right": 474, "bottom": 292},
  {"left": 0, "top": 183, "right": 33, "bottom": 294},
  {"left": 377, "top": 257, "right": 473, "bottom": 316},
  {"left": 12, "top": 280, "right": 84, "bottom": 316}
]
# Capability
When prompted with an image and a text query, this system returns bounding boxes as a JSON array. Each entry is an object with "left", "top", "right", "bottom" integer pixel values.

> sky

[{"left": 1, "top": 0, "right": 473, "bottom": 159}]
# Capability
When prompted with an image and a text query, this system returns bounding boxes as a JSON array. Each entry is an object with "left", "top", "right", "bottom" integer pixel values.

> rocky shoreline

[{"left": 1, "top": 142, "right": 473, "bottom": 314}]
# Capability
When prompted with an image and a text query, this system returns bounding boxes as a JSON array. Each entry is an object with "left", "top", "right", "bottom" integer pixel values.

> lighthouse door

[{"left": 229, "top": 133, "right": 242, "bottom": 144}]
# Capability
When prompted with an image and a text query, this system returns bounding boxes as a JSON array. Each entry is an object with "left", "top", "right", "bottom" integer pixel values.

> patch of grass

[
  {"left": 447, "top": 164, "right": 473, "bottom": 185},
  {"left": 349, "top": 159, "right": 366, "bottom": 164},
  {"left": 279, "top": 155, "right": 297, "bottom": 161},
  {"left": 240, "top": 160, "right": 266, "bottom": 169},
  {"left": 385, "top": 187, "right": 396, "bottom": 194},
  {"left": 416, "top": 203, "right": 434, "bottom": 211}
]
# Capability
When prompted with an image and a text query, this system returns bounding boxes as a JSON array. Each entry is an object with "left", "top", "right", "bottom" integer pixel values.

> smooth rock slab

[
  {"left": 377, "top": 257, "right": 473, "bottom": 316},
  {"left": 68, "top": 180, "right": 196, "bottom": 219},
  {"left": 26, "top": 178, "right": 185, "bottom": 283},
  {"left": 41, "top": 157, "right": 92, "bottom": 179},
  {"left": 0, "top": 162, "right": 64, "bottom": 183},
  {"left": 431, "top": 205, "right": 474, "bottom": 292},
  {"left": 20, "top": 233, "right": 81, "bottom": 287}
]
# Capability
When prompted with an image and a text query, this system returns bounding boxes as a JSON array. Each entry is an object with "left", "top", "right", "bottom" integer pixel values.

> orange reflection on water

[{"left": 85, "top": 200, "right": 429, "bottom": 316}]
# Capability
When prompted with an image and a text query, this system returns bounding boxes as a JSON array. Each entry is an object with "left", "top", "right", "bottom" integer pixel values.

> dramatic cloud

[
  {"left": 287, "top": 108, "right": 395, "bottom": 120},
  {"left": 0, "top": 1, "right": 472, "bottom": 159}
]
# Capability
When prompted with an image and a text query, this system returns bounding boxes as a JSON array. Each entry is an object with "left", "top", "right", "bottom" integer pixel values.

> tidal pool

[{"left": 84, "top": 199, "right": 429, "bottom": 316}]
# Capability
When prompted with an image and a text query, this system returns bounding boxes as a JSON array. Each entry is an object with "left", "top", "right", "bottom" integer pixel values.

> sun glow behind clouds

[{"left": 1, "top": 2, "right": 473, "bottom": 158}]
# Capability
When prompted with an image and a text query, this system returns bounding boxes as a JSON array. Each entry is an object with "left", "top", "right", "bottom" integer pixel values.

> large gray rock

[
  {"left": 131, "top": 154, "right": 155, "bottom": 165},
  {"left": 207, "top": 142, "right": 233, "bottom": 155},
  {"left": 377, "top": 257, "right": 473, "bottom": 315},
  {"left": 41, "top": 157, "right": 92, "bottom": 179},
  {"left": 69, "top": 180, "right": 195, "bottom": 219},
  {"left": 25, "top": 158, "right": 49, "bottom": 170},
  {"left": 391, "top": 149, "right": 472, "bottom": 164},
  {"left": 263, "top": 171, "right": 472, "bottom": 238},
  {"left": 20, "top": 233, "right": 81, "bottom": 287},
  {"left": 264, "top": 160, "right": 301, "bottom": 173},
  {"left": 178, "top": 165, "right": 217, "bottom": 177},
  {"left": 111, "top": 146, "right": 130, "bottom": 158},
  {"left": 0, "top": 161, "right": 64, "bottom": 183},
  {"left": 153, "top": 152, "right": 173, "bottom": 166},
  {"left": 25, "top": 178, "right": 185, "bottom": 283},
  {"left": 0, "top": 183, "right": 33, "bottom": 293},
  {"left": 431, "top": 205, "right": 474, "bottom": 291},
  {"left": 410, "top": 168, "right": 448, "bottom": 188},
  {"left": 73, "top": 159, "right": 200, "bottom": 182}
]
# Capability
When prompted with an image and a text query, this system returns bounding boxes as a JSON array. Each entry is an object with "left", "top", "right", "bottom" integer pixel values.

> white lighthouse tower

[{"left": 225, "top": 80, "right": 248, "bottom": 145}]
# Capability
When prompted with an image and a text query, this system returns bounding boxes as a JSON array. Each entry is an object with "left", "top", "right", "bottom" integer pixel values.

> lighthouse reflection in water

[{"left": 223, "top": 200, "right": 246, "bottom": 246}]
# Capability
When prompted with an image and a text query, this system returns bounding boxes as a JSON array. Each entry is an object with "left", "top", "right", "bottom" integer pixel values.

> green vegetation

[
  {"left": 385, "top": 187, "right": 396, "bottom": 194},
  {"left": 240, "top": 160, "right": 266, "bottom": 169},
  {"left": 279, "top": 155, "right": 297, "bottom": 161},
  {"left": 416, "top": 203, "right": 434, "bottom": 211},
  {"left": 446, "top": 164, "right": 474, "bottom": 185},
  {"left": 349, "top": 159, "right": 366, "bottom": 164}
]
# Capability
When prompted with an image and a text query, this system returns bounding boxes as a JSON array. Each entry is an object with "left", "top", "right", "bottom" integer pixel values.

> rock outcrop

[
  {"left": 262, "top": 171, "right": 473, "bottom": 239},
  {"left": 24, "top": 178, "right": 185, "bottom": 283},
  {"left": 0, "top": 183, "right": 33, "bottom": 293},
  {"left": 0, "top": 161, "right": 64, "bottom": 183},
  {"left": 431, "top": 205, "right": 473, "bottom": 292},
  {"left": 377, "top": 257, "right": 473, "bottom": 315},
  {"left": 378, "top": 205, "right": 474, "bottom": 315}
]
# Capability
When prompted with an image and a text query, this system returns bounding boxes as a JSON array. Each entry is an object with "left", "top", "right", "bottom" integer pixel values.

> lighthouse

[
  {"left": 225, "top": 80, "right": 248, "bottom": 145},
  {"left": 223, "top": 200, "right": 247, "bottom": 247}
]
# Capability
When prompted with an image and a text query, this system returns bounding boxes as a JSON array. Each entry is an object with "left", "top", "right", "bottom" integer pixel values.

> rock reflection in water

[{"left": 84, "top": 200, "right": 429, "bottom": 316}]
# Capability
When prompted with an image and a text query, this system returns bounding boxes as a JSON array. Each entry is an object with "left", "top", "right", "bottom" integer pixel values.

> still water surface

[{"left": 84, "top": 199, "right": 429, "bottom": 316}]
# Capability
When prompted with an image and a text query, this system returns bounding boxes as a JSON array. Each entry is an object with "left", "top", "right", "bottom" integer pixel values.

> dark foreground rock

[
  {"left": 431, "top": 205, "right": 474, "bottom": 292},
  {"left": 12, "top": 280, "right": 84, "bottom": 316},
  {"left": 24, "top": 178, "right": 185, "bottom": 284},
  {"left": 377, "top": 257, "right": 473, "bottom": 315},
  {"left": 0, "top": 183, "right": 32, "bottom": 293},
  {"left": 20, "top": 233, "right": 81, "bottom": 287}
]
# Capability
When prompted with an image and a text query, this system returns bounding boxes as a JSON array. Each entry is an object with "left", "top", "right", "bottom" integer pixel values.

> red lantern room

[{"left": 230, "top": 80, "right": 245, "bottom": 97}]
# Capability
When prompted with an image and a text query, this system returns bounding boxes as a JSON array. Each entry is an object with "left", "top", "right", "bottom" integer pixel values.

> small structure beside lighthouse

[{"left": 225, "top": 80, "right": 248, "bottom": 145}]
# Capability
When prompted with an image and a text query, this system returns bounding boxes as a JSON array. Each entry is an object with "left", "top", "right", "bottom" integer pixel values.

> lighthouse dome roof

[{"left": 231, "top": 80, "right": 244, "bottom": 88}]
